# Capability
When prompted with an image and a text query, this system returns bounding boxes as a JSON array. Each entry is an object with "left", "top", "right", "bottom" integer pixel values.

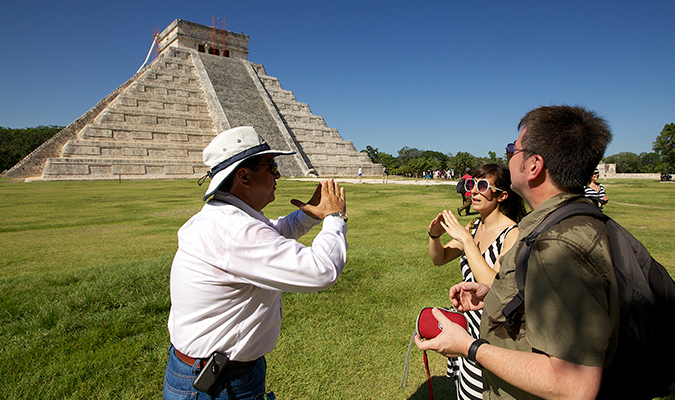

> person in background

[
  {"left": 584, "top": 169, "right": 609, "bottom": 211},
  {"left": 383, "top": 166, "right": 388, "bottom": 183},
  {"left": 428, "top": 164, "right": 525, "bottom": 400},
  {"left": 164, "top": 126, "right": 349, "bottom": 400},
  {"left": 416, "top": 105, "right": 617, "bottom": 400},
  {"left": 457, "top": 168, "right": 473, "bottom": 216},
  {"left": 358, "top": 165, "right": 362, "bottom": 183}
]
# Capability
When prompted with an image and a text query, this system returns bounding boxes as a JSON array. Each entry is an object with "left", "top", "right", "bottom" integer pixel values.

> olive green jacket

[{"left": 480, "top": 193, "right": 619, "bottom": 400}]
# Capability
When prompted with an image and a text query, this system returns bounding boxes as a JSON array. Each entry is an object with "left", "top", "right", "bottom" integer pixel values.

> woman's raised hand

[
  {"left": 428, "top": 212, "right": 446, "bottom": 238},
  {"left": 440, "top": 209, "right": 472, "bottom": 245}
]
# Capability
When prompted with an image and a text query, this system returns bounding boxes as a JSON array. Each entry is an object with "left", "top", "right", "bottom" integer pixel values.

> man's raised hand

[{"left": 291, "top": 179, "right": 346, "bottom": 220}]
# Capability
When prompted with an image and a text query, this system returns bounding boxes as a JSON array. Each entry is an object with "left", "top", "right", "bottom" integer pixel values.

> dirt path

[
  {"left": 610, "top": 201, "right": 669, "bottom": 210},
  {"left": 287, "top": 177, "right": 456, "bottom": 186}
]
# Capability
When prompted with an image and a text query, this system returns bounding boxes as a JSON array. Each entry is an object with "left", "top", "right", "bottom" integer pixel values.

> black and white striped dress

[
  {"left": 448, "top": 218, "right": 517, "bottom": 400},
  {"left": 584, "top": 184, "right": 607, "bottom": 211}
]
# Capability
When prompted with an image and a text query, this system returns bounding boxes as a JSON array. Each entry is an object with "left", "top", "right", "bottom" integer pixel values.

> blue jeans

[{"left": 163, "top": 345, "right": 267, "bottom": 400}]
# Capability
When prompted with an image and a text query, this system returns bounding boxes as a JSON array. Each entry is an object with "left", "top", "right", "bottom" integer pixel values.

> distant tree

[
  {"left": 360, "top": 145, "right": 396, "bottom": 169},
  {"left": 420, "top": 150, "right": 447, "bottom": 161},
  {"left": 420, "top": 150, "right": 449, "bottom": 170},
  {"left": 361, "top": 145, "right": 380, "bottom": 163},
  {"left": 487, "top": 151, "right": 498, "bottom": 163},
  {"left": 397, "top": 146, "right": 422, "bottom": 165},
  {"left": 408, "top": 157, "right": 433, "bottom": 177},
  {"left": 638, "top": 152, "right": 661, "bottom": 173},
  {"left": 377, "top": 152, "right": 396, "bottom": 169},
  {"left": 395, "top": 163, "right": 412, "bottom": 177},
  {"left": 0, "top": 125, "right": 63, "bottom": 172},
  {"left": 474, "top": 150, "right": 507, "bottom": 168},
  {"left": 451, "top": 151, "right": 478, "bottom": 174},
  {"left": 653, "top": 123, "right": 675, "bottom": 172},
  {"left": 604, "top": 152, "right": 642, "bottom": 173}
]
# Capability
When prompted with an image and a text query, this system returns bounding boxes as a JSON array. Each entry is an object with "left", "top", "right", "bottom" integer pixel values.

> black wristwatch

[{"left": 467, "top": 338, "right": 489, "bottom": 366}]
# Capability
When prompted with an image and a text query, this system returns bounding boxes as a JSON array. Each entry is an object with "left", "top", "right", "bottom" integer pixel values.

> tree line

[
  {"left": 361, "top": 145, "right": 505, "bottom": 178},
  {"left": 0, "top": 126, "right": 64, "bottom": 172},
  {"left": 607, "top": 123, "right": 675, "bottom": 173},
  {"left": 1, "top": 123, "right": 673, "bottom": 176},
  {"left": 362, "top": 123, "right": 675, "bottom": 176}
]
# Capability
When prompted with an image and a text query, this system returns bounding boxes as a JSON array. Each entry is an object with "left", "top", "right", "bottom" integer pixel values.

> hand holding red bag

[
  {"left": 416, "top": 307, "right": 467, "bottom": 339},
  {"left": 401, "top": 307, "right": 467, "bottom": 400}
]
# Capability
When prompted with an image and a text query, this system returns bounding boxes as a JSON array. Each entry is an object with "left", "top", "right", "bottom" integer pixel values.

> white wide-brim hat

[{"left": 201, "top": 126, "right": 295, "bottom": 201}]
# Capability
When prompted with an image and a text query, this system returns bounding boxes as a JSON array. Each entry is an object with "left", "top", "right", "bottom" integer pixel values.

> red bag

[
  {"left": 416, "top": 307, "right": 467, "bottom": 339},
  {"left": 401, "top": 307, "right": 467, "bottom": 400}
]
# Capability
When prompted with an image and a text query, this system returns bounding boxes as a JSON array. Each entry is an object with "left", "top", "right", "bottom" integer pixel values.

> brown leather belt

[{"left": 174, "top": 348, "right": 255, "bottom": 370}]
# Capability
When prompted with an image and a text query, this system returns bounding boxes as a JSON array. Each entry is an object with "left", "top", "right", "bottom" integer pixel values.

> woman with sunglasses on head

[{"left": 427, "top": 163, "right": 526, "bottom": 400}]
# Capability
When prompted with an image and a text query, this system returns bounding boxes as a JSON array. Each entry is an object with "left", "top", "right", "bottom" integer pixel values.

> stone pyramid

[{"left": 3, "top": 19, "right": 381, "bottom": 181}]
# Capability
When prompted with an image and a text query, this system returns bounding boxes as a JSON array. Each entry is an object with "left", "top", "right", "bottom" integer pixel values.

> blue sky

[{"left": 1, "top": 0, "right": 673, "bottom": 158}]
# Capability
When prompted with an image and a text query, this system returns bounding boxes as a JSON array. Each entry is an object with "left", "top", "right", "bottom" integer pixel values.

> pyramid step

[
  {"left": 103, "top": 107, "right": 212, "bottom": 125},
  {"left": 292, "top": 133, "right": 344, "bottom": 142},
  {"left": 295, "top": 142, "right": 356, "bottom": 151},
  {"left": 95, "top": 109, "right": 213, "bottom": 129},
  {"left": 304, "top": 152, "right": 372, "bottom": 162},
  {"left": 250, "top": 63, "right": 267, "bottom": 76},
  {"left": 293, "top": 133, "right": 349, "bottom": 141},
  {"left": 61, "top": 140, "right": 204, "bottom": 159},
  {"left": 115, "top": 92, "right": 208, "bottom": 107},
  {"left": 43, "top": 158, "right": 204, "bottom": 179},
  {"left": 311, "top": 160, "right": 380, "bottom": 167},
  {"left": 128, "top": 82, "right": 205, "bottom": 98},
  {"left": 296, "top": 144, "right": 359, "bottom": 154},
  {"left": 310, "top": 163, "right": 383, "bottom": 177},
  {"left": 131, "top": 74, "right": 202, "bottom": 90},
  {"left": 154, "top": 58, "right": 195, "bottom": 72},
  {"left": 80, "top": 128, "right": 214, "bottom": 145},
  {"left": 81, "top": 123, "right": 215, "bottom": 138},
  {"left": 281, "top": 114, "right": 327, "bottom": 128},
  {"left": 267, "top": 89, "right": 297, "bottom": 102},
  {"left": 275, "top": 101, "right": 312, "bottom": 116},
  {"left": 258, "top": 76, "right": 282, "bottom": 90},
  {"left": 111, "top": 97, "right": 209, "bottom": 115},
  {"left": 140, "top": 71, "right": 199, "bottom": 86},
  {"left": 289, "top": 126, "right": 342, "bottom": 137},
  {"left": 146, "top": 60, "right": 196, "bottom": 76}
]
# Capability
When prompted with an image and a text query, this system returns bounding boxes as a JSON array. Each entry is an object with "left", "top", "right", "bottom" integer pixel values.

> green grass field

[{"left": 1, "top": 177, "right": 673, "bottom": 399}]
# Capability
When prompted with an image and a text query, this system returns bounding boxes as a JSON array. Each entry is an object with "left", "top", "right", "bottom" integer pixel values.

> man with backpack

[{"left": 416, "top": 105, "right": 674, "bottom": 399}]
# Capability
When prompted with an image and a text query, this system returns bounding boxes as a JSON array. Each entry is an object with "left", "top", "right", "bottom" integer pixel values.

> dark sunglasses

[
  {"left": 465, "top": 178, "right": 505, "bottom": 194},
  {"left": 257, "top": 162, "right": 278, "bottom": 175},
  {"left": 505, "top": 142, "right": 527, "bottom": 159}
]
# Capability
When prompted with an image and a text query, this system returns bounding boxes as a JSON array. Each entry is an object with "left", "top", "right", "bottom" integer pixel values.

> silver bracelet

[{"left": 327, "top": 211, "right": 348, "bottom": 222}]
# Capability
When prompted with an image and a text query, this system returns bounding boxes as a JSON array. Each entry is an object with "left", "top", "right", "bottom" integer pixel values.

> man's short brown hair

[{"left": 518, "top": 105, "right": 612, "bottom": 193}]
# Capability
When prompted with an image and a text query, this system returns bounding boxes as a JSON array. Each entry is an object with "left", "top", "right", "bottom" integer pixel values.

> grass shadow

[{"left": 407, "top": 375, "right": 456, "bottom": 400}]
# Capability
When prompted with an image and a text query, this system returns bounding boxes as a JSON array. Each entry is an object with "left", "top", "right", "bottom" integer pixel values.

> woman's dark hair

[{"left": 474, "top": 163, "right": 527, "bottom": 223}]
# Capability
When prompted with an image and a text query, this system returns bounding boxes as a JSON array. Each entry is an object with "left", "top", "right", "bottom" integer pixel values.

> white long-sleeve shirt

[{"left": 167, "top": 192, "right": 348, "bottom": 361}]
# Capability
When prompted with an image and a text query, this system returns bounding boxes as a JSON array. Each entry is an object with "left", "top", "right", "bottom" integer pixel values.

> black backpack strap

[{"left": 502, "top": 202, "right": 607, "bottom": 335}]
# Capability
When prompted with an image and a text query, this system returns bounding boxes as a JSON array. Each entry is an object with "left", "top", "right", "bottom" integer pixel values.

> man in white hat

[{"left": 163, "top": 126, "right": 348, "bottom": 400}]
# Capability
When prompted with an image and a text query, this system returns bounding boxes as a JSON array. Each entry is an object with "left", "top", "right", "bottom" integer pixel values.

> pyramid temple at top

[{"left": 3, "top": 19, "right": 381, "bottom": 181}]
